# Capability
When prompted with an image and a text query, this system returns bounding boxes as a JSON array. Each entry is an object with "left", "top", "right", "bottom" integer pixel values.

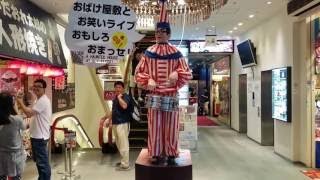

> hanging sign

[
  {"left": 0, "top": 0, "right": 66, "bottom": 68},
  {"left": 65, "top": 0, "right": 144, "bottom": 67}
]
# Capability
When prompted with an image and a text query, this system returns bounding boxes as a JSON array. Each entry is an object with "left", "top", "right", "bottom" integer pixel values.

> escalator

[{"left": 51, "top": 115, "right": 94, "bottom": 153}]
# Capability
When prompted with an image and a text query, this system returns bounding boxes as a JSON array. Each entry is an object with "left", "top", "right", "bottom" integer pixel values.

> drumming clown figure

[{"left": 135, "top": 0, "right": 192, "bottom": 165}]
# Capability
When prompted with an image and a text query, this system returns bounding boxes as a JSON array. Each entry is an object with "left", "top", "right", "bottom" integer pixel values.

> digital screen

[
  {"left": 189, "top": 40, "right": 234, "bottom": 53},
  {"left": 272, "top": 67, "right": 291, "bottom": 122},
  {"left": 237, "top": 40, "right": 256, "bottom": 68}
]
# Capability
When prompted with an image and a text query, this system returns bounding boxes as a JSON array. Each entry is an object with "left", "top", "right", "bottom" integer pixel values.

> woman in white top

[{"left": 0, "top": 92, "right": 26, "bottom": 180}]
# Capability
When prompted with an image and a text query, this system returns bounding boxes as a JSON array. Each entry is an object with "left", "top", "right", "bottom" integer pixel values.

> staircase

[
  {"left": 128, "top": 31, "right": 155, "bottom": 149},
  {"left": 129, "top": 101, "right": 148, "bottom": 149}
]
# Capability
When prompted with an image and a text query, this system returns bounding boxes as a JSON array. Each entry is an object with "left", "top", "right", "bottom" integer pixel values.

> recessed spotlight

[
  {"left": 233, "top": 27, "right": 238, "bottom": 30},
  {"left": 249, "top": 14, "right": 255, "bottom": 18},
  {"left": 211, "top": 25, "right": 215, "bottom": 28},
  {"left": 177, "top": 0, "right": 186, "bottom": 5},
  {"left": 228, "top": 30, "right": 233, "bottom": 33},
  {"left": 238, "top": 22, "right": 243, "bottom": 26},
  {"left": 208, "top": 29, "right": 212, "bottom": 32},
  {"left": 267, "top": 1, "right": 272, "bottom": 5}
]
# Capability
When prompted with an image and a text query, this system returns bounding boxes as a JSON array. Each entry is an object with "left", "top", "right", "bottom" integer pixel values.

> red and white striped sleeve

[
  {"left": 134, "top": 55, "right": 151, "bottom": 89},
  {"left": 175, "top": 57, "right": 192, "bottom": 89}
]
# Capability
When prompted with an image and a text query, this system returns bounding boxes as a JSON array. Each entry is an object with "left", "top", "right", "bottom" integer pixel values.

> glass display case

[{"left": 271, "top": 67, "right": 291, "bottom": 122}]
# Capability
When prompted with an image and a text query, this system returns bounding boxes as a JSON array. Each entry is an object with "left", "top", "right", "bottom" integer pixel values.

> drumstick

[{"left": 156, "top": 80, "right": 172, "bottom": 87}]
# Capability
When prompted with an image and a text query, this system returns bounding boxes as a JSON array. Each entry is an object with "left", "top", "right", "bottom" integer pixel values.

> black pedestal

[{"left": 135, "top": 149, "right": 192, "bottom": 180}]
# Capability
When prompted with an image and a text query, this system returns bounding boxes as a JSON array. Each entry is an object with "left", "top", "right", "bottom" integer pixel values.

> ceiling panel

[{"left": 29, "top": 0, "right": 287, "bottom": 39}]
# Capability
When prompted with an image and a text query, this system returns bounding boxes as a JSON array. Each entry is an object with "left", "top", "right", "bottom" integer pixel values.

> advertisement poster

[
  {"left": 313, "top": 17, "right": 320, "bottom": 74},
  {"left": 213, "top": 56, "right": 230, "bottom": 74},
  {"left": 52, "top": 83, "right": 75, "bottom": 113},
  {"left": 0, "top": 68, "right": 20, "bottom": 93},
  {"left": 179, "top": 104, "right": 198, "bottom": 151},
  {"left": 54, "top": 76, "right": 65, "bottom": 90},
  {"left": 104, "top": 81, "right": 116, "bottom": 100},
  {"left": 96, "top": 65, "right": 121, "bottom": 74},
  {"left": 104, "top": 91, "right": 116, "bottom": 100},
  {"left": 271, "top": 67, "right": 291, "bottom": 122}
]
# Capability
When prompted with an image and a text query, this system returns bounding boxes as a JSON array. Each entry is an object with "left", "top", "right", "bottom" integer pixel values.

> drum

[
  {"left": 145, "top": 94, "right": 161, "bottom": 109},
  {"left": 160, "top": 96, "right": 178, "bottom": 112}
]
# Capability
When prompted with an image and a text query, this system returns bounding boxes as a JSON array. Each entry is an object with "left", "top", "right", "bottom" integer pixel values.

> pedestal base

[{"left": 135, "top": 149, "right": 192, "bottom": 180}]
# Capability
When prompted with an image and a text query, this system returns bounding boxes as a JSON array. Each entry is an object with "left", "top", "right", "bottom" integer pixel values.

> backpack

[{"left": 129, "top": 97, "right": 140, "bottom": 122}]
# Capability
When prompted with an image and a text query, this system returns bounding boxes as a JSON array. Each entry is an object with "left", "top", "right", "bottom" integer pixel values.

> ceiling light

[
  {"left": 249, "top": 14, "right": 255, "bottom": 18},
  {"left": 267, "top": 1, "right": 272, "bottom": 5},
  {"left": 233, "top": 27, "right": 238, "bottom": 30},
  {"left": 208, "top": 29, "right": 212, "bottom": 32},
  {"left": 177, "top": 0, "right": 186, "bottom": 5},
  {"left": 238, "top": 22, "right": 243, "bottom": 26},
  {"left": 122, "top": 0, "right": 228, "bottom": 26},
  {"left": 228, "top": 30, "right": 233, "bottom": 34},
  {"left": 211, "top": 25, "right": 215, "bottom": 28}
]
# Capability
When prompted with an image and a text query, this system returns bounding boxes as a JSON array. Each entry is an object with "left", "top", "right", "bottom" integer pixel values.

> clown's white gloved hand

[
  {"left": 147, "top": 79, "right": 156, "bottom": 91},
  {"left": 168, "top": 71, "right": 178, "bottom": 85}
]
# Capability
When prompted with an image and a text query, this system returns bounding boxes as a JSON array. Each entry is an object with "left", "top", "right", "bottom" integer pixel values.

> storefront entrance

[{"left": 211, "top": 56, "right": 231, "bottom": 126}]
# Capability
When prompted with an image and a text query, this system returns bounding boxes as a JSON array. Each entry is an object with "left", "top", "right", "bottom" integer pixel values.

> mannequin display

[{"left": 135, "top": 0, "right": 192, "bottom": 165}]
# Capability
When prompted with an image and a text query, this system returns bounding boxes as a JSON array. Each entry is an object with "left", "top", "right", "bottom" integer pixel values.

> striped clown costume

[{"left": 134, "top": 0, "right": 192, "bottom": 158}]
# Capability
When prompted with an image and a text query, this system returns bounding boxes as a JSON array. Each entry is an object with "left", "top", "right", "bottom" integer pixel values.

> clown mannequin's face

[{"left": 155, "top": 28, "right": 170, "bottom": 43}]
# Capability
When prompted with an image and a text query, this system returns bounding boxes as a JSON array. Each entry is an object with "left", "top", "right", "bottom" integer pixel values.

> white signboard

[
  {"left": 190, "top": 40, "right": 234, "bottom": 53},
  {"left": 65, "top": 0, "right": 144, "bottom": 67},
  {"left": 179, "top": 104, "right": 198, "bottom": 151}
]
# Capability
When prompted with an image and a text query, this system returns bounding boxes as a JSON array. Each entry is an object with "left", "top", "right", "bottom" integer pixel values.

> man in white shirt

[{"left": 17, "top": 79, "right": 52, "bottom": 180}]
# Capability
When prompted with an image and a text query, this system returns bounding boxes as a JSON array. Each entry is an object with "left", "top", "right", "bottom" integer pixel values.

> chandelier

[{"left": 122, "top": 0, "right": 228, "bottom": 28}]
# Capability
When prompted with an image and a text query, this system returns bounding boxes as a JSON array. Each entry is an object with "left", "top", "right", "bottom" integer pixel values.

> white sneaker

[{"left": 116, "top": 164, "right": 131, "bottom": 171}]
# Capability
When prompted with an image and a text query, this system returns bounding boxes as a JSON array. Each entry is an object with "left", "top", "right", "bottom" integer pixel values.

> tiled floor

[{"left": 23, "top": 124, "right": 309, "bottom": 180}]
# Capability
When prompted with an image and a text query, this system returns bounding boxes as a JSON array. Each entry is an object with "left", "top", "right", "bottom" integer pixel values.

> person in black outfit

[{"left": 102, "top": 81, "right": 131, "bottom": 171}]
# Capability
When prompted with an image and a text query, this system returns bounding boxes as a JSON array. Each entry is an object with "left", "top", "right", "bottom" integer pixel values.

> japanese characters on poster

[
  {"left": 0, "top": 0, "right": 66, "bottom": 68},
  {"left": 65, "top": 0, "right": 144, "bottom": 67},
  {"left": 0, "top": 68, "right": 20, "bottom": 93}
]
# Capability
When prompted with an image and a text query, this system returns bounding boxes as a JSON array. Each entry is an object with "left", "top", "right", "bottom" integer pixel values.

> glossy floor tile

[{"left": 23, "top": 125, "right": 308, "bottom": 180}]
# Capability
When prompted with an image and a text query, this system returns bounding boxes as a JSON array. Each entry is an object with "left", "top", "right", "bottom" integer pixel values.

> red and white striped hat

[{"left": 156, "top": 0, "right": 170, "bottom": 32}]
